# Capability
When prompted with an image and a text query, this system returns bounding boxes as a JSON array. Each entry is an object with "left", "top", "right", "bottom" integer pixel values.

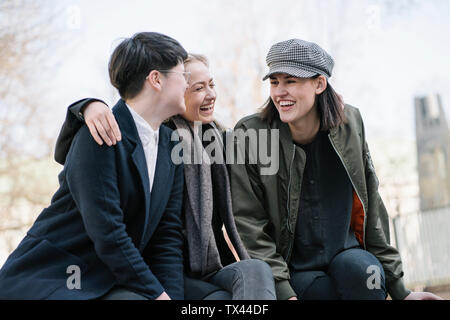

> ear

[
  {"left": 146, "top": 70, "right": 163, "bottom": 91},
  {"left": 315, "top": 75, "right": 327, "bottom": 95}
]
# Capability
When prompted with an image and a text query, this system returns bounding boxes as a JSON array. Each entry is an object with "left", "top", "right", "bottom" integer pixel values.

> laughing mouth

[
  {"left": 279, "top": 100, "right": 295, "bottom": 108},
  {"left": 200, "top": 103, "right": 214, "bottom": 111}
]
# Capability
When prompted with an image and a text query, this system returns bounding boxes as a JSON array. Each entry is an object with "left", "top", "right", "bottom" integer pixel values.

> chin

[
  {"left": 278, "top": 113, "right": 294, "bottom": 124},
  {"left": 202, "top": 116, "right": 214, "bottom": 124}
]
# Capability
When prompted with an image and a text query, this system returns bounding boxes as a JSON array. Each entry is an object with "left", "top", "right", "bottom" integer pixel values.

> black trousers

[{"left": 290, "top": 248, "right": 387, "bottom": 300}]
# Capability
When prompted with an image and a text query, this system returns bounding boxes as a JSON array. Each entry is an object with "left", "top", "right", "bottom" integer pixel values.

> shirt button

[{"left": 310, "top": 180, "right": 315, "bottom": 184}]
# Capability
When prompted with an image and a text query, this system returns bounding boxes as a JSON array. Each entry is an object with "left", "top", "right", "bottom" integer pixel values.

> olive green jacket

[{"left": 230, "top": 105, "right": 410, "bottom": 300}]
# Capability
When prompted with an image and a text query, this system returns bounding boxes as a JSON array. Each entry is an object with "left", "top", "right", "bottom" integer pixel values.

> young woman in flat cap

[{"left": 230, "top": 39, "right": 443, "bottom": 301}]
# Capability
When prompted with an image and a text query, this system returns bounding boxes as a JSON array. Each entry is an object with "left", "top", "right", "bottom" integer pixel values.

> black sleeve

[{"left": 54, "top": 98, "right": 107, "bottom": 165}]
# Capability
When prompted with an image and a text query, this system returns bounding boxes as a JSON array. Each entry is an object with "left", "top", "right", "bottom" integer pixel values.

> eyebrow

[{"left": 191, "top": 78, "right": 214, "bottom": 86}]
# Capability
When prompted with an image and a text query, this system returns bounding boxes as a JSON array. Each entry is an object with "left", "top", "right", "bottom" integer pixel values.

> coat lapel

[
  {"left": 113, "top": 100, "right": 152, "bottom": 251},
  {"left": 130, "top": 147, "right": 152, "bottom": 251},
  {"left": 112, "top": 101, "right": 177, "bottom": 250},
  {"left": 141, "top": 128, "right": 173, "bottom": 247}
]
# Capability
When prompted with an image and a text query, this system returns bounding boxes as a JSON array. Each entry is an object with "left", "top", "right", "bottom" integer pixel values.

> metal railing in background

[{"left": 393, "top": 207, "right": 450, "bottom": 288}]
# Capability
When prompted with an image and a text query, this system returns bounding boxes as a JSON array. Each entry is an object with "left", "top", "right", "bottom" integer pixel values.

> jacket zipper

[
  {"left": 328, "top": 134, "right": 367, "bottom": 249},
  {"left": 285, "top": 144, "right": 296, "bottom": 261}
]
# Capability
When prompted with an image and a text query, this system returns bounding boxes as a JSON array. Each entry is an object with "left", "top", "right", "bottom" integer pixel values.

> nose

[
  {"left": 206, "top": 85, "right": 216, "bottom": 101},
  {"left": 271, "top": 83, "right": 288, "bottom": 99}
]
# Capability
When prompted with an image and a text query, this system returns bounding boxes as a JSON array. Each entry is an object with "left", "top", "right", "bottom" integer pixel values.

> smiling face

[
  {"left": 182, "top": 60, "right": 216, "bottom": 124},
  {"left": 269, "top": 73, "right": 325, "bottom": 125}
]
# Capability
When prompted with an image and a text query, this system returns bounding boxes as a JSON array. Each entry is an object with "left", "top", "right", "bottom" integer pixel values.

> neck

[
  {"left": 125, "top": 95, "right": 165, "bottom": 131},
  {"left": 288, "top": 106, "right": 321, "bottom": 145}
]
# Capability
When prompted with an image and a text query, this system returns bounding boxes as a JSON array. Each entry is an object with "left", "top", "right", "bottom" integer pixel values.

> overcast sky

[{"left": 39, "top": 0, "right": 450, "bottom": 141}]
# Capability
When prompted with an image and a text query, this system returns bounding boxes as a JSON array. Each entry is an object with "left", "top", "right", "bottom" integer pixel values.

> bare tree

[{"left": 0, "top": 0, "right": 72, "bottom": 257}]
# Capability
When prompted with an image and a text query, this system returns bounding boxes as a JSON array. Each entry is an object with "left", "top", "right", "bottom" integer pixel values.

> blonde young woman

[{"left": 54, "top": 53, "right": 276, "bottom": 300}]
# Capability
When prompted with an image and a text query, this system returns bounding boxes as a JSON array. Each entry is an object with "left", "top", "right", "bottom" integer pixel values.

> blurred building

[
  {"left": 392, "top": 94, "right": 450, "bottom": 295},
  {"left": 415, "top": 94, "right": 450, "bottom": 211}
]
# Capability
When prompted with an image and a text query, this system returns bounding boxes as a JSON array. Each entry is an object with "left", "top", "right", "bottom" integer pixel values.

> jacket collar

[{"left": 112, "top": 99, "right": 140, "bottom": 144}]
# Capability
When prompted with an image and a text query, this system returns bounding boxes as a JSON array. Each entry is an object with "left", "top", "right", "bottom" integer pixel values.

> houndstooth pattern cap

[{"left": 263, "top": 39, "right": 334, "bottom": 80}]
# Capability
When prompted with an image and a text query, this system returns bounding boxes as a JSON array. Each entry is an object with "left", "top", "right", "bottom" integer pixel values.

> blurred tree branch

[{"left": 0, "top": 0, "right": 70, "bottom": 252}]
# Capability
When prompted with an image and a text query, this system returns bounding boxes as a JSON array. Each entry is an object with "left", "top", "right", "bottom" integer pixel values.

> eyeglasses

[{"left": 158, "top": 70, "right": 191, "bottom": 83}]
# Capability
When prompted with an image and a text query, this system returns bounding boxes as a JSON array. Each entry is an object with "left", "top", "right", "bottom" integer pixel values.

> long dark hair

[{"left": 260, "top": 75, "right": 345, "bottom": 130}]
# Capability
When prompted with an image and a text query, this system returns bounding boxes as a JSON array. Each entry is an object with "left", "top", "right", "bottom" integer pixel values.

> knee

[
  {"left": 241, "top": 259, "right": 273, "bottom": 277},
  {"left": 236, "top": 259, "right": 276, "bottom": 299},
  {"left": 330, "top": 249, "right": 385, "bottom": 283},
  {"left": 233, "top": 259, "right": 274, "bottom": 285},
  {"left": 329, "top": 249, "right": 386, "bottom": 299}
]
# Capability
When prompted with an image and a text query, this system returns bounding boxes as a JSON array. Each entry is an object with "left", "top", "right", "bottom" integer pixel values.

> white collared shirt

[{"left": 126, "top": 104, "right": 159, "bottom": 192}]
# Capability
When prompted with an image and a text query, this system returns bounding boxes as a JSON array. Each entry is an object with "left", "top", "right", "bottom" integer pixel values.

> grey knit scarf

[{"left": 171, "top": 116, "right": 250, "bottom": 280}]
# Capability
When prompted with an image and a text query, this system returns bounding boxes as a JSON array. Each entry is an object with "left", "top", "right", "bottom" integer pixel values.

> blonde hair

[{"left": 185, "top": 53, "right": 209, "bottom": 68}]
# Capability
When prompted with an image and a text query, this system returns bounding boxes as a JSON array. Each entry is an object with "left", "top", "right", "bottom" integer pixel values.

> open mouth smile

[
  {"left": 278, "top": 100, "right": 295, "bottom": 111},
  {"left": 199, "top": 102, "right": 215, "bottom": 115}
]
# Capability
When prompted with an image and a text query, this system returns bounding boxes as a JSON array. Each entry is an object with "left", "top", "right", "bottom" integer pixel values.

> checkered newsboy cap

[{"left": 263, "top": 39, "right": 334, "bottom": 80}]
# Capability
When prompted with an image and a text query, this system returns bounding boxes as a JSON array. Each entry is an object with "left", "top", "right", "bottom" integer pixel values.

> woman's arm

[
  {"left": 230, "top": 123, "right": 297, "bottom": 301},
  {"left": 55, "top": 98, "right": 121, "bottom": 165}
]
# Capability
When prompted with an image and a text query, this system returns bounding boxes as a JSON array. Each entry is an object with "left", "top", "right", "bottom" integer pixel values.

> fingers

[
  {"left": 84, "top": 101, "right": 120, "bottom": 146},
  {"left": 99, "top": 114, "right": 117, "bottom": 145},
  {"left": 94, "top": 118, "right": 114, "bottom": 146},
  {"left": 427, "top": 293, "right": 444, "bottom": 300},
  {"left": 106, "top": 111, "right": 121, "bottom": 142},
  {"left": 87, "top": 113, "right": 118, "bottom": 147},
  {"left": 86, "top": 121, "right": 104, "bottom": 146},
  {"left": 405, "top": 292, "right": 445, "bottom": 300},
  {"left": 155, "top": 292, "right": 171, "bottom": 300}
]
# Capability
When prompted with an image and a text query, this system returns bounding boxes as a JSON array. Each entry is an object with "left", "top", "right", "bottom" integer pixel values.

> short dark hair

[
  {"left": 260, "top": 75, "right": 345, "bottom": 130},
  {"left": 108, "top": 32, "right": 188, "bottom": 100}
]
